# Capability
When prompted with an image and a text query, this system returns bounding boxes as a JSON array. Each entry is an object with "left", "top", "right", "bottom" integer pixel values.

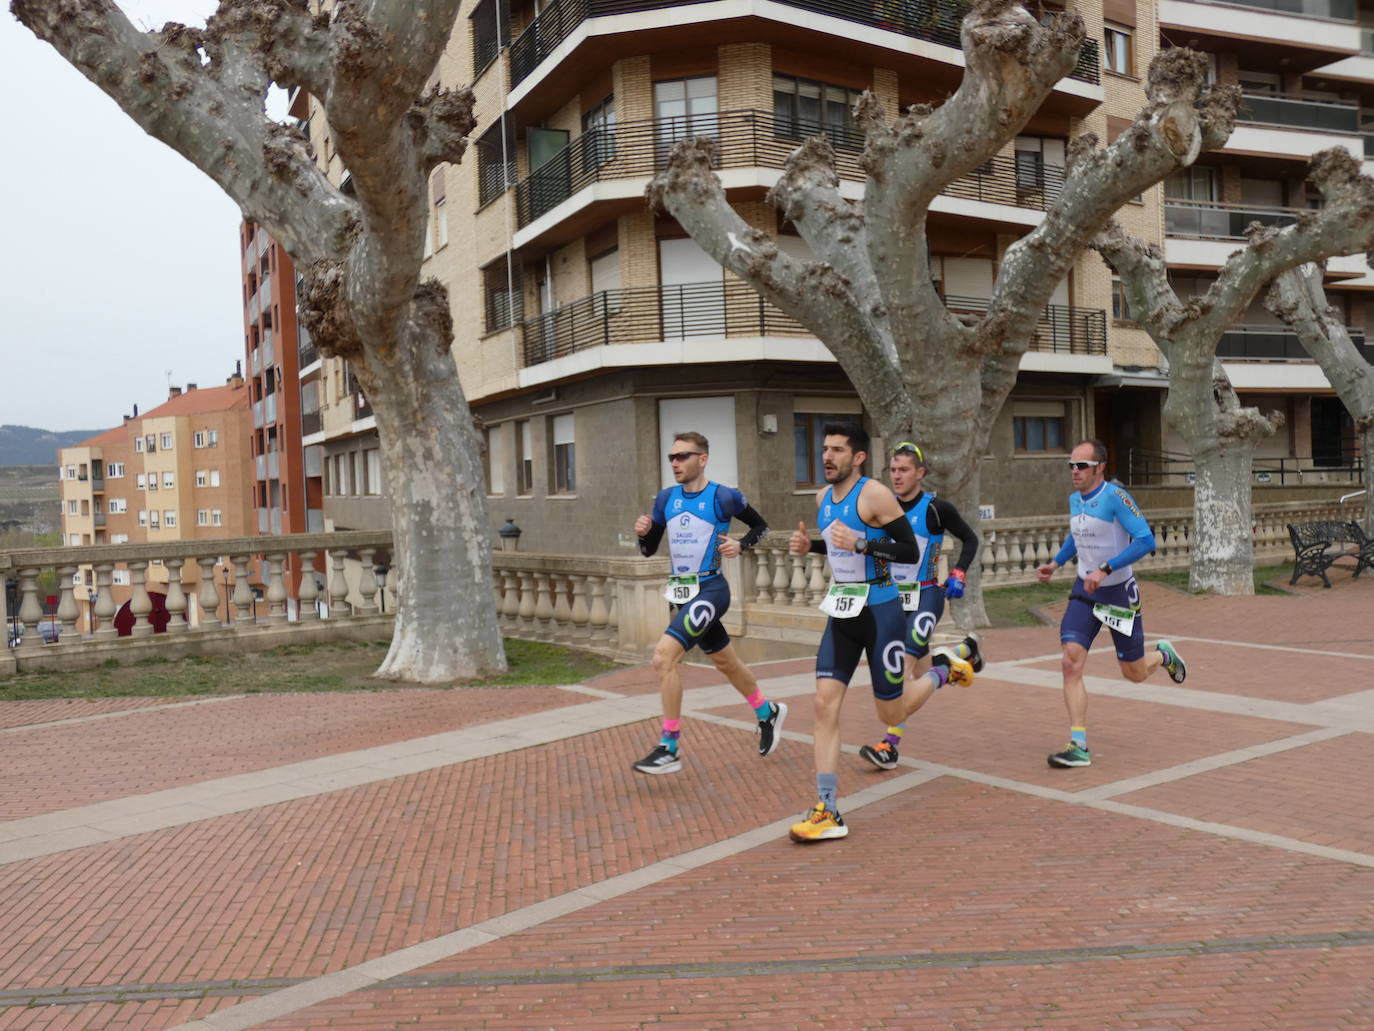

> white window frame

[
  {"left": 112, "top": 569, "right": 130, "bottom": 586},
  {"left": 108, "top": 462, "right": 124, "bottom": 478},
  {"left": 210, "top": 469, "right": 221, "bottom": 488},
  {"left": 160, "top": 433, "right": 173, "bottom": 450},
  {"left": 1104, "top": 24, "right": 1133, "bottom": 75},
  {"left": 134, "top": 437, "right": 145, "bottom": 453},
  {"left": 163, "top": 510, "right": 177, "bottom": 527},
  {"left": 209, "top": 429, "right": 219, "bottom": 446},
  {"left": 197, "top": 509, "right": 210, "bottom": 526},
  {"left": 163, "top": 472, "right": 174, "bottom": 488},
  {"left": 108, "top": 498, "right": 127, "bottom": 514},
  {"left": 211, "top": 509, "right": 223, "bottom": 526},
  {"left": 196, "top": 470, "right": 208, "bottom": 487},
  {"left": 112, "top": 533, "right": 129, "bottom": 544},
  {"left": 138, "top": 510, "right": 148, "bottom": 526},
  {"left": 67, "top": 500, "right": 78, "bottom": 515},
  {"left": 194, "top": 431, "right": 206, "bottom": 448}
]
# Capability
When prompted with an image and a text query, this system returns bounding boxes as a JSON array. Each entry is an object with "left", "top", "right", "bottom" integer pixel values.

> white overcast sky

[{"left": 1, "top": 2, "right": 286, "bottom": 433}]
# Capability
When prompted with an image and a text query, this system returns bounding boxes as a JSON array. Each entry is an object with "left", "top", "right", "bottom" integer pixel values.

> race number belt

[
  {"left": 1091, "top": 602, "right": 1137, "bottom": 636},
  {"left": 664, "top": 575, "right": 700, "bottom": 605},
  {"left": 820, "top": 583, "right": 869, "bottom": 619},
  {"left": 896, "top": 580, "right": 938, "bottom": 611}
]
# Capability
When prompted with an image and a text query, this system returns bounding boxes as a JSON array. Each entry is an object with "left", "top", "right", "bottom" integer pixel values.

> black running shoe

[
  {"left": 963, "top": 635, "right": 985, "bottom": 673},
  {"left": 633, "top": 744, "right": 682, "bottom": 775},
  {"left": 859, "top": 741, "right": 899, "bottom": 770},
  {"left": 1047, "top": 742, "right": 1092, "bottom": 767},
  {"left": 758, "top": 701, "right": 788, "bottom": 756}
]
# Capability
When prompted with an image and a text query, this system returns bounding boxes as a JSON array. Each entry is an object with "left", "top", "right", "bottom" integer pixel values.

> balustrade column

[
  {"left": 552, "top": 573, "right": 575, "bottom": 643},
  {"left": 264, "top": 553, "right": 288, "bottom": 623},
  {"left": 298, "top": 552, "right": 320, "bottom": 623},
  {"left": 517, "top": 571, "right": 537, "bottom": 630},
  {"left": 127, "top": 561, "right": 153, "bottom": 637},
  {"left": 788, "top": 553, "right": 808, "bottom": 605},
  {"left": 356, "top": 549, "right": 379, "bottom": 615},
  {"left": 15, "top": 569, "right": 43, "bottom": 648},
  {"left": 606, "top": 584, "right": 620, "bottom": 653},
  {"left": 806, "top": 553, "right": 826, "bottom": 605},
  {"left": 196, "top": 558, "right": 222, "bottom": 630},
  {"left": 770, "top": 549, "right": 790, "bottom": 603},
  {"left": 752, "top": 549, "right": 773, "bottom": 603},
  {"left": 534, "top": 574, "right": 555, "bottom": 637},
  {"left": 94, "top": 563, "right": 118, "bottom": 640},
  {"left": 568, "top": 573, "right": 590, "bottom": 642},
  {"left": 56, "top": 566, "right": 80, "bottom": 645},
  {"left": 231, "top": 556, "right": 254, "bottom": 625},
  {"left": 164, "top": 559, "right": 188, "bottom": 633},
  {"left": 587, "top": 575, "right": 610, "bottom": 647},
  {"left": 330, "top": 550, "right": 352, "bottom": 618},
  {"left": 500, "top": 571, "right": 521, "bottom": 625}
]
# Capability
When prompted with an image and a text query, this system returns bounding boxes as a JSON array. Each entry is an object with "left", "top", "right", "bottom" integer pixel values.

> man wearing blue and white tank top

[
  {"left": 785, "top": 422, "right": 975, "bottom": 843},
  {"left": 631, "top": 432, "right": 784, "bottom": 775},
  {"left": 859, "top": 442, "right": 984, "bottom": 772},
  {"left": 1036, "top": 439, "right": 1188, "bottom": 768}
]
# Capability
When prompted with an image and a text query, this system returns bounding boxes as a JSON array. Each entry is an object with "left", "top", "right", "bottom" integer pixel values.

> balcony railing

[
  {"left": 520, "top": 281, "right": 1105, "bottom": 366},
  {"left": 1218, "top": 324, "right": 1372, "bottom": 362},
  {"left": 1237, "top": 91, "right": 1359, "bottom": 134},
  {"left": 1164, "top": 199, "right": 1302, "bottom": 240},
  {"left": 298, "top": 335, "right": 319, "bottom": 368},
  {"left": 1204, "top": 0, "right": 1355, "bottom": 18},
  {"left": 514, "top": 109, "right": 1066, "bottom": 228},
  {"left": 301, "top": 409, "right": 323, "bottom": 437},
  {"left": 508, "top": 0, "right": 1099, "bottom": 88}
]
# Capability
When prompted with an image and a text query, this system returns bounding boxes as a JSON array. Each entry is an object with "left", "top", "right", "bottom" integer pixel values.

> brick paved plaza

[{"left": 2, "top": 576, "right": 1373, "bottom": 1030}]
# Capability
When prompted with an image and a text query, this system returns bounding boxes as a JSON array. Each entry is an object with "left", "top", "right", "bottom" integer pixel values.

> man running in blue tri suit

[
  {"left": 632, "top": 432, "right": 784, "bottom": 775},
  {"left": 1035, "top": 439, "right": 1187, "bottom": 768},
  {"left": 860, "top": 441, "right": 984, "bottom": 771},
  {"left": 786, "top": 422, "right": 975, "bottom": 842}
]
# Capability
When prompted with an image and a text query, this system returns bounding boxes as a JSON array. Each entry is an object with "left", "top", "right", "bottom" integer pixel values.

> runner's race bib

[
  {"left": 820, "top": 583, "right": 869, "bottom": 619},
  {"left": 897, "top": 582, "right": 919, "bottom": 612},
  {"left": 1092, "top": 602, "right": 1136, "bottom": 636},
  {"left": 664, "top": 574, "right": 700, "bottom": 605}
]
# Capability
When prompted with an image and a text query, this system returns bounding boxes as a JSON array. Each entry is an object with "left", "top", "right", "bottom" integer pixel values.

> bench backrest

[{"left": 1288, "top": 521, "right": 1359, "bottom": 548}]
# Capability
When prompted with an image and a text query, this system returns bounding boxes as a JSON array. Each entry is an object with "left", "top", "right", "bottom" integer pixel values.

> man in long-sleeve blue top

[{"left": 1035, "top": 439, "right": 1187, "bottom": 768}]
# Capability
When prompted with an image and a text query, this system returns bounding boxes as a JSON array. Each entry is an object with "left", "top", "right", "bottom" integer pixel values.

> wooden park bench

[{"left": 1286, "top": 520, "right": 1374, "bottom": 588}]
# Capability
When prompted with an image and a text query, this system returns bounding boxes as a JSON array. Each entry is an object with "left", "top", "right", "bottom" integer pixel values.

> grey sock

[{"left": 817, "top": 772, "right": 839, "bottom": 809}]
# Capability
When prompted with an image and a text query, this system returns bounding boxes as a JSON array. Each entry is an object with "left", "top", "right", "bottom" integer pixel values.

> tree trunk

[
  {"left": 1360, "top": 423, "right": 1374, "bottom": 532},
  {"left": 939, "top": 468, "right": 990, "bottom": 630},
  {"left": 362, "top": 340, "right": 507, "bottom": 682},
  {"left": 1189, "top": 447, "right": 1256, "bottom": 595}
]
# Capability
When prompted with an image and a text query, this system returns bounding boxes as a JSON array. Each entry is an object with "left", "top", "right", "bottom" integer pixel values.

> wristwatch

[
  {"left": 1098, "top": 561, "right": 1113, "bottom": 574},
  {"left": 854, "top": 537, "right": 867, "bottom": 554}
]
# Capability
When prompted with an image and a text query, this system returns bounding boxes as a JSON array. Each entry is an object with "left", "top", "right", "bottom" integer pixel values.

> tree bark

[
  {"left": 1189, "top": 446, "right": 1256, "bottom": 594},
  {"left": 1268, "top": 264, "right": 1374, "bottom": 531},
  {"left": 15, "top": 0, "right": 507, "bottom": 682}
]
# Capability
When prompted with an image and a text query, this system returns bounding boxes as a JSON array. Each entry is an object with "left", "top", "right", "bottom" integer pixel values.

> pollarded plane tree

[
  {"left": 1267, "top": 262, "right": 1374, "bottom": 533},
  {"left": 13, "top": 0, "right": 506, "bottom": 681},
  {"left": 647, "top": 0, "right": 1239, "bottom": 624},
  {"left": 1094, "top": 151, "right": 1374, "bottom": 594}
]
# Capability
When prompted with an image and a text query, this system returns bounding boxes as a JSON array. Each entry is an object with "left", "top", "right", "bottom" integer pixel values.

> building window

[
  {"left": 516, "top": 420, "right": 534, "bottom": 494},
  {"left": 197, "top": 510, "right": 210, "bottom": 526},
  {"left": 483, "top": 257, "right": 523, "bottom": 333},
  {"left": 108, "top": 462, "right": 124, "bottom": 477},
  {"left": 194, "top": 431, "right": 206, "bottom": 448},
  {"left": 432, "top": 172, "right": 448, "bottom": 250},
  {"left": 210, "top": 470, "right": 221, "bottom": 487},
  {"left": 365, "top": 448, "right": 382, "bottom": 496},
  {"left": 582, "top": 95, "right": 617, "bottom": 170},
  {"left": 1111, "top": 278, "right": 1134, "bottom": 323},
  {"left": 347, "top": 452, "right": 358, "bottom": 496},
  {"left": 67, "top": 500, "right": 78, "bottom": 515},
  {"left": 485, "top": 425, "right": 506, "bottom": 495},
  {"left": 793, "top": 412, "right": 850, "bottom": 488},
  {"left": 108, "top": 498, "right": 127, "bottom": 513},
  {"left": 134, "top": 437, "right": 144, "bottom": 453},
  {"left": 113, "top": 569, "right": 130, "bottom": 586},
  {"left": 148, "top": 476, "right": 158, "bottom": 492},
  {"left": 1104, "top": 24, "right": 1133, "bottom": 75},
  {"left": 208, "top": 429, "right": 219, "bottom": 447},
  {"left": 1013, "top": 402, "right": 1068, "bottom": 453},
  {"left": 476, "top": 115, "right": 517, "bottom": 207},
  {"left": 772, "top": 75, "right": 864, "bottom": 150},
  {"left": 111, "top": 533, "right": 128, "bottom": 544},
  {"left": 136, "top": 473, "right": 146, "bottom": 490},
  {"left": 163, "top": 510, "right": 177, "bottom": 527},
  {"left": 65, "top": 464, "right": 76, "bottom": 479},
  {"left": 654, "top": 77, "right": 718, "bottom": 166},
  {"left": 196, "top": 470, "right": 207, "bottom": 487},
  {"left": 138, "top": 510, "right": 148, "bottom": 526},
  {"left": 551, "top": 413, "right": 575, "bottom": 494},
  {"left": 163, "top": 472, "right": 174, "bottom": 488},
  {"left": 160, "top": 433, "right": 173, "bottom": 450},
  {"left": 212, "top": 509, "right": 223, "bottom": 527}
]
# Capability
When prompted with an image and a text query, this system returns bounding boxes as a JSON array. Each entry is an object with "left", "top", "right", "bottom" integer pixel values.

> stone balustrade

[{"left": 2, "top": 496, "right": 1361, "bottom": 676}]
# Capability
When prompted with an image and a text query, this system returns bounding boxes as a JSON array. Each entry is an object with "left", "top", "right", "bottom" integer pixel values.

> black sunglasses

[
  {"left": 668, "top": 451, "right": 705, "bottom": 463},
  {"left": 1067, "top": 461, "right": 1100, "bottom": 471}
]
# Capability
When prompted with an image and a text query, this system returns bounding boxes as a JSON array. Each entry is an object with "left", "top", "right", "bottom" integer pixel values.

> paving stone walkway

[{"left": 2, "top": 579, "right": 1372, "bottom": 1029}]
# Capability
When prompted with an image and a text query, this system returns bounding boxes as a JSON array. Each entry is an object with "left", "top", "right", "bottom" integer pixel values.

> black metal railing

[
  {"left": 519, "top": 281, "right": 1106, "bottom": 366},
  {"left": 514, "top": 109, "right": 1067, "bottom": 227},
  {"left": 297, "top": 337, "right": 319, "bottom": 367},
  {"left": 1126, "top": 446, "right": 1364, "bottom": 487},
  {"left": 1218, "top": 324, "right": 1371, "bottom": 362},
  {"left": 1212, "top": 0, "right": 1354, "bottom": 18},
  {"left": 300, "top": 409, "right": 322, "bottom": 437},
  {"left": 1238, "top": 91, "right": 1359, "bottom": 134},
  {"left": 1164, "top": 200, "right": 1303, "bottom": 240},
  {"left": 509, "top": 0, "right": 1099, "bottom": 87}
]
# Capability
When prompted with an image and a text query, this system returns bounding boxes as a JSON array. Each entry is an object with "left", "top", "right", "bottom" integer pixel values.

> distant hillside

[{"left": 0, "top": 425, "right": 103, "bottom": 466}]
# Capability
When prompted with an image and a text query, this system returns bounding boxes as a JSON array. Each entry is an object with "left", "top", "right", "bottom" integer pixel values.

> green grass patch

[{"left": 0, "top": 638, "right": 625, "bottom": 701}]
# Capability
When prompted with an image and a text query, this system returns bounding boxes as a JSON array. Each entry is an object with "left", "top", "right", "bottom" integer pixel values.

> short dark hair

[
  {"left": 823, "top": 420, "right": 870, "bottom": 455},
  {"left": 672, "top": 431, "right": 709, "bottom": 453},
  {"left": 1077, "top": 438, "right": 1108, "bottom": 463}
]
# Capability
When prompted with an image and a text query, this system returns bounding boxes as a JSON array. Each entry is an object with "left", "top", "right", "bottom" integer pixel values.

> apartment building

[
  {"left": 1151, "top": 0, "right": 1374, "bottom": 474},
  {"left": 240, "top": 221, "right": 326, "bottom": 543},
  {"left": 56, "top": 378, "right": 256, "bottom": 626},
  {"left": 303, "top": 0, "right": 1371, "bottom": 554}
]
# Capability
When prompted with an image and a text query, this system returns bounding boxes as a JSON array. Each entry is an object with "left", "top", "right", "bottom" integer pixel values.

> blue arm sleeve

[
  {"left": 1053, "top": 534, "right": 1077, "bottom": 567},
  {"left": 1107, "top": 488, "right": 1156, "bottom": 568},
  {"left": 715, "top": 487, "right": 748, "bottom": 520},
  {"left": 650, "top": 489, "right": 669, "bottom": 525}
]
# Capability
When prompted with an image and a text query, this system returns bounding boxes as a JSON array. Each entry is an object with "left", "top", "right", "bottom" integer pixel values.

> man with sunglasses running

[
  {"left": 786, "top": 422, "right": 975, "bottom": 842},
  {"left": 632, "top": 432, "right": 784, "bottom": 775},
  {"left": 1035, "top": 439, "right": 1187, "bottom": 768},
  {"left": 859, "top": 441, "right": 984, "bottom": 771}
]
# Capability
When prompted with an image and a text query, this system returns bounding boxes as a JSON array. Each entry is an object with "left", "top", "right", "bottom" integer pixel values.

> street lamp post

[
  {"left": 86, "top": 586, "right": 97, "bottom": 634},
  {"left": 222, "top": 563, "right": 232, "bottom": 625},
  {"left": 373, "top": 564, "right": 389, "bottom": 613}
]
